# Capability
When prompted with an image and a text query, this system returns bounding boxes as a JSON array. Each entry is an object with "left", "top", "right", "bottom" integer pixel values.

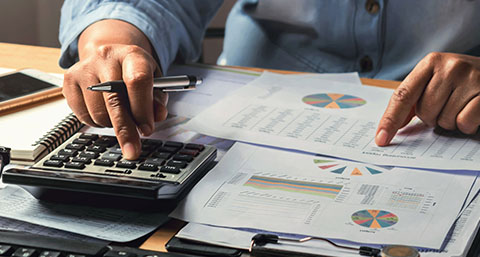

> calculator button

[
  {"left": 139, "top": 150, "right": 153, "bottom": 158},
  {"left": 144, "top": 158, "right": 165, "bottom": 166},
  {"left": 108, "top": 147, "right": 123, "bottom": 154},
  {"left": 164, "top": 141, "right": 184, "bottom": 149},
  {"left": 102, "top": 153, "right": 122, "bottom": 161},
  {"left": 116, "top": 160, "right": 137, "bottom": 169},
  {"left": 79, "top": 151, "right": 99, "bottom": 159},
  {"left": 151, "top": 152, "right": 172, "bottom": 159},
  {"left": 12, "top": 248, "right": 37, "bottom": 257},
  {"left": 50, "top": 154, "right": 70, "bottom": 162},
  {"left": 64, "top": 161, "right": 86, "bottom": 169},
  {"left": 156, "top": 146, "right": 178, "bottom": 153},
  {"left": 138, "top": 163, "right": 158, "bottom": 171},
  {"left": 71, "top": 156, "right": 92, "bottom": 164},
  {"left": 103, "top": 250, "right": 137, "bottom": 257},
  {"left": 72, "top": 138, "right": 92, "bottom": 145},
  {"left": 43, "top": 160, "right": 64, "bottom": 167},
  {"left": 141, "top": 144, "right": 157, "bottom": 152},
  {"left": 94, "top": 159, "right": 114, "bottom": 167},
  {"left": 58, "top": 149, "right": 78, "bottom": 157},
  {"left": 178, "top": 149, "right": 199, "bottom": 156},
  {"left": 167, "top": 160, "right": 188, "bottom": 168},
  {"left": 66, "top": 143, "right": 85, "bottom": 151},
  {"left": 94, "top": 136, "right": 117, "bottom": 147},
  {"left": 39, "top": 251, "right": 62, "bottom": 257},
  {"left": 185, "top": 143, "right": 205, "bottom": 151},
  {"left": 172, "top": 154, "right": 194, "bottom": 162},
  {"left": 86, "top": 145, "right": 107, "bottom": 153},
  {"left": 79, "top": 133, "right": 98, "bottom": 140},
  {"left": 0, "top": 245, "right": 12, "bottom": 255},
  {"left": 160, "top": 166, "right": 181, "bottom": 174}
]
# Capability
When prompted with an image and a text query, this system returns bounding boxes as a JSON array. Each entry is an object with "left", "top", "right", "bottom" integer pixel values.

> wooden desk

[
  {"left": 0, "top": 43, "right": 64, "bottom": 74},
  {"left": 0, "top": 42, "right": 401, "bottom": 252}
]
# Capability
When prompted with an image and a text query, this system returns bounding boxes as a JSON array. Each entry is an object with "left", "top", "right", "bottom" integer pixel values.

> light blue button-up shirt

[{"left": 59, "top": 0, "right": 480, "bottom": 80}]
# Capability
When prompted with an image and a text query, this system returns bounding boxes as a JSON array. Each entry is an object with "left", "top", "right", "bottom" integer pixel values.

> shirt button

[
  {"left": 365, "top": 0, "right": 380, "bottom": 14},
  {"left": 360, "top": 56, "right": 373, "bottom": 72}
]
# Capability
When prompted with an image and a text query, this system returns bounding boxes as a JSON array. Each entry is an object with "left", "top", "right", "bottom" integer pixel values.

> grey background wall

[
  {"left": 0, "top": 0, "right": 64, "bottom": 48},
  {"left": 0, "top": 0, "right": 235, "bottom": 64}
]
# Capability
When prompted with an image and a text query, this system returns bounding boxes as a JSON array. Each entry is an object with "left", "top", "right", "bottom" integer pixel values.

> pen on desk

[{"left": 87, "top": 75, "right": 202, "bottom": 93}]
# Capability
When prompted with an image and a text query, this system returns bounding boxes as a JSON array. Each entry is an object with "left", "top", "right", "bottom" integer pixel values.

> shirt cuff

[{"left": 59, "top": 2, "right": 174, "bottom": 75}]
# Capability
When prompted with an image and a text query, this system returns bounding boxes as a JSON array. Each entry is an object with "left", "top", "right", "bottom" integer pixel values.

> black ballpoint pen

[{"left": 87, "top": 75, "right": 202, "bottom": 93}]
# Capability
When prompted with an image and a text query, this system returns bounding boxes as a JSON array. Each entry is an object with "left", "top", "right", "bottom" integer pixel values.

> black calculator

[{"left": 2, "top": 132, "right": 216, "bottom": 207}]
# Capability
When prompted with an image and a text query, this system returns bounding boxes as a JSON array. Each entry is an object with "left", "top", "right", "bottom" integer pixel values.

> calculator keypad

[{"left": 33, "top": 132, "right": 216, "bottom": 184}]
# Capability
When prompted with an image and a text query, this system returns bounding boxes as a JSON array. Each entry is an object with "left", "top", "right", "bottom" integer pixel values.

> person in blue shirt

[{"left": 59, "top": 0, "right": 480, "bottom": 160}]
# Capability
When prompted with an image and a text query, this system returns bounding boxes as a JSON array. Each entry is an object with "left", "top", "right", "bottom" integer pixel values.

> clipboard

[{"left": 249, "top": 234, "right": 419, "bottom": 257}]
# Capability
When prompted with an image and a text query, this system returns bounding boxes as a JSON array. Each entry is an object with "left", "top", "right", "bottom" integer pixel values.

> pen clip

[{"left": 160, "top": 85, "right": 196, "bottom": 92}]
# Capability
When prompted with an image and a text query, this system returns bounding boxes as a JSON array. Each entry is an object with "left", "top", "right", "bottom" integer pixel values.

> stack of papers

[
  {"left": 171, "top": 143, "right": 476, "bottom": 250},
  {"left": 169, "top": 70, "right": 480, "bottom": 256},
  {"left": 184, "top": 72, "right": 480, "bottom": 170}
]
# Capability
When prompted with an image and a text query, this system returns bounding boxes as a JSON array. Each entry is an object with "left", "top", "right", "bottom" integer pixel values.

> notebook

[{"left": 0, "top": 97, "right": 82, "bottom": 162}]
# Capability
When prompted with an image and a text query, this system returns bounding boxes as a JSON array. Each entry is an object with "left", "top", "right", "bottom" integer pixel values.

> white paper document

[
  {"left": 423, "top": 194, "right": 480, "bottom": 257},
  {"left": 171, "top": 143, "right": 475, "bottom": 249},
  {"left": 0, "top": 185, "right": 169, "bottom": 242},
  {"left": 178, "top": 192, "right": 480, "bottom": 257},
  {"left": 185, "top": 72, "right": 480, "bottom": 170},
  {"left": 167, "top": 64, "right": 362, "bottom": 118},
  {"left": 0, "top": 216, "right": 107, "bottom": 244},
  {"left": 178, "top": 189, "right": 480, "bottom": 256},
  {"left": 166, "top": 65, "right": 259, "bottom": 118}
]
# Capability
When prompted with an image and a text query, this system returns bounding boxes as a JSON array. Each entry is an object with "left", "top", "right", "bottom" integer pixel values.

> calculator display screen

[{"left": 0, "top": 73, "right": 56, "bottom": 102}]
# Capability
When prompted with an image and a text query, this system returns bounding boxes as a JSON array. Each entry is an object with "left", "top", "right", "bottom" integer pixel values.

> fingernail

[
  {"left": 375, "top": 129, "right": 390, "bottom": 146},
  {"left": 139, "top": 124, "right": 152, "bottom": 136},
  {"left": 122, "top": 143, "right": 137, "bottom": 159}
]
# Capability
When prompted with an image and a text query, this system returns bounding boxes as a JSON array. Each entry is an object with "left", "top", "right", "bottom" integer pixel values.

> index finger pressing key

[
  {"left": 122, "top": 52, "right": 157, "bottom": 136},
  {"left": 103, "top": 91, "right": 141, "bottom": 160},
  {"left": 375, "top": 62, "right": 433, "bottom": 146}
]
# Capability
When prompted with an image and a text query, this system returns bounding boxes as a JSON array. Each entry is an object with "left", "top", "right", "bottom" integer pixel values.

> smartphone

[{"left": 0, "top": 69, "right": 62, "bottom": 112}]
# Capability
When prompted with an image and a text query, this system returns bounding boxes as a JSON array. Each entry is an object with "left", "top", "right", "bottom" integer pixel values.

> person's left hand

[{"left": 375, "top": 52, "right": 480, "bottom": 146}]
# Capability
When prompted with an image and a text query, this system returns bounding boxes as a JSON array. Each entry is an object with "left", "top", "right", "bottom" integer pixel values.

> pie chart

[
  {"left": 313, "top": 158, "right": 385, "bottom": 176},
  {"left": 351, "top": 209, "right": 398, "bottom": 229},
  {"left": 302, "top": 93, "right": 366, "bottom": 109}
]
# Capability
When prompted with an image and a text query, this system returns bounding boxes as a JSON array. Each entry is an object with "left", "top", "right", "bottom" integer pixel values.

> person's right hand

[
  {"left": 375, "top": 52, "right": 480, "bottom": 146},
  {"left": 62, "top": 20, "right": 168, "bottom": 160}
]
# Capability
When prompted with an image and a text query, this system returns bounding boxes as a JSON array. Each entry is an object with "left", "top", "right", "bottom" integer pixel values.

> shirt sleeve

[{"left": 58, "top": 0, "right": 223, "bottom": 74}]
